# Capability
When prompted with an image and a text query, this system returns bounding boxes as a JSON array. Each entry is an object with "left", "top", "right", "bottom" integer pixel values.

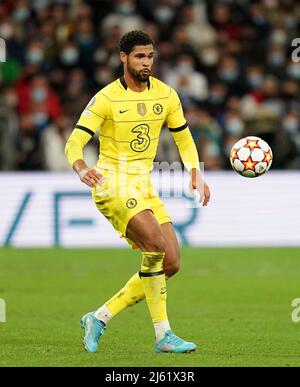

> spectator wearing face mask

[
  {"left": 101, "top": 0, "right": 145, "bottom": 36},
  {"left": 206, "top": 82, "right": 228, "bottom": 120},
  {"left": 75, "top": 16, "right": 97, "bottom": 74},
  {"left": 281, "top": 80, "right": 300, "bottom": 112},
  {"left": 181, "top": 2, "right": 217, "bottom": 51},
  {"left": 199, "top": 45, "right": 220, "bottom": 72},
  {"left": 189, "top": 108, "right": 224, "bottom": 170},
  {"left": 266, "top": 45, "right": 287, "bottom": 79},
  {"left": 0, "top": 87, "right": 19, "bottom": 170},
  {"left": 59, "top": 41, "right": 80, "bottom": 69},
  {"left": 164, "top": 54, "right": 208, "bottom": 108},
  {"left": 151, "top": 1, "right": 176, "bottom": 33},
  {"left": 210, "top": 2, "right": 242, "bottom": 42},
  {"left": 170, "top": 25, "right": 198, "bottom": 60},
  {"left": 216, "top": 55, "right": 246, "bottom": 96},
  {"left": 38, "top": 18, "right": 61, "bottom": 62},
  {"left": 0, "top": 0, "right": 299, "bottom": 172},
  {"left": 93, "top": 64, "right": 114, "bottom": 90},
  {"left": 25, "top": 40, "right": 45, "bottom": 67},
  {"left": 286, "top": 59, "right": 300, "bottom": 82},
  {"left": 61, "top": 68, "right": 91, "bottom": 118},
  {"left": 50, "top": 1, "right": 73, "bottom": 43},
  {"left": 21, "top": 40, "right": 54, "bottom": 79},
  {"left": 245, "top": 65, "right": 264, "bottom": 92},
  {"left": 223, "top": 110, "right": 246, "bottom": 163},
  {"left": 282, "top": 111, "right": 300, "bottom": 168},
  {"left": 12, "top": 0, "right": 31, "bottom": 23},
  {"left": 16, "top": 74, "right": 61, "bottom": 132}
]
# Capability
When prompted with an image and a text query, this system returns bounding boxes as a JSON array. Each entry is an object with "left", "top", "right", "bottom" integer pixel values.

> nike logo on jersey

[{"left": 119, "top": 109, "right": 130, "bottom": 114}]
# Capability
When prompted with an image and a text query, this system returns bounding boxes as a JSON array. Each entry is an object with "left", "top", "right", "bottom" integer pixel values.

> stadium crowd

[{"left": 0, "top": 0, "right": 299, "bottom": 171}]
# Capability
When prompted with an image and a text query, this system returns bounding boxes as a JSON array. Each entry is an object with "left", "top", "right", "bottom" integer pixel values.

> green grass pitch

[{"left": 0, "top": 247, "right": 299, "bottom": 367}]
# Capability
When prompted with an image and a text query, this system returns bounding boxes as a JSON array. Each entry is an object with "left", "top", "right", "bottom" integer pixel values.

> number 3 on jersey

[{"left": 130, "top": 124, "right": 150, "bottom": 152}]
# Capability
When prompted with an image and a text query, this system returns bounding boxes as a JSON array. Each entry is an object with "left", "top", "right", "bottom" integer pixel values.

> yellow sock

[
  {"left": 95, "top": 269, "right": 169, "bottom": 323},
  {"left": 140, "top": 251, "right": 168, "bottom": 323},
  {"left": 104, "top": 272, "right": 145, "bottom": 317}
]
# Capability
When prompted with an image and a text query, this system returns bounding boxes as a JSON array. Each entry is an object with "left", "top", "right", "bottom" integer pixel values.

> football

[{"left": 230, "top": 136, "right": 273, "bottom": 177}]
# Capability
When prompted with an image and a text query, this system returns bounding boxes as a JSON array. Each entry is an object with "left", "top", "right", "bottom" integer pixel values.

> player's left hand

[{"left": 189, "top": 169, "right": 211, "bottom": 206}]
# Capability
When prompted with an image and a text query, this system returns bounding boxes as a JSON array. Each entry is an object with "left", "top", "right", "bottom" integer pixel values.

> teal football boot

[
  {"left": 155, "top": 330, "right": 196, "bottom": 353},
  {"left": 80, "top": 312, "right": 106, "bottom": 353}
]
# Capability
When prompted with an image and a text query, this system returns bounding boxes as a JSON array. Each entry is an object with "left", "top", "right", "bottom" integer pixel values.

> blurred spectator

[
  {"left": 102, "top": 0, "right": 145, "bottom": 36},
  {"left": 16, "top": 74, "right": 61, "bottom": 132},
  {"left": 0, "top": 87, "right": 19, "bottom": 170},
  {"left": 216, "top": 55, "right": 246, "bottom": 96},
  {"left": 282, "top": 110, "right": 300, "bottom": 168},
  {"left": 61, "top": 68, "right": 91, "bottom": 117},
  {"left": 41, "top": 114, "right": 98, "bottom": 171},
  {"left": 42, "top": 115, "right": 73, "bottom": 171},
  {"left": 16, "top": 114, "right": 43, "bottom": 170},
  {"left": 75, "top": 16, "right": 97, "bottom": 74},
  {"left": 164, "top": 54, "right": 208, "bottom": 107},
  {"left": 51, "top": 1, "right": 73, "bottom": 43},
  {"left": 182, "top": 2, "right": 217, "bottom": 51},
  {"left": 156, "top": 128, "right": 180, "bottom": 166},
  {"left": 223, "top": 110, "right": 246, "bottom": 161},
  {"left": 187, "top": 107, "right": 224, "bottom": 170},
  {"left": 0, "top": 0, "right": 299, "bottom": 171},
  {"left": 59, "top": 41, "right": 80, "bottom": 68}
]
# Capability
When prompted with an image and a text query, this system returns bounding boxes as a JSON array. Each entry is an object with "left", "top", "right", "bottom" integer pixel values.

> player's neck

[{"left": 124, "top": 73, "right": 148, "bottom": 92}]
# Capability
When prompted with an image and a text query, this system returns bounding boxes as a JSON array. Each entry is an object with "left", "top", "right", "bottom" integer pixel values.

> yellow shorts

[{"left": 92, "top": 170, "right": 172, "bottom": 247}]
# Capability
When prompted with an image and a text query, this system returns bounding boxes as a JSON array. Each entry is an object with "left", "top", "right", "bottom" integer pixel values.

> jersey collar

[{"left": 120, "top": 76, "right": 150, "bottom": 91}]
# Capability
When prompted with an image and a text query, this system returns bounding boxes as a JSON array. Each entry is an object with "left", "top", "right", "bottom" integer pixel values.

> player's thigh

[
  {"left": 161, "top": 222, "right": 180, "bottom": 274},
  {"left": 126, "top": 209, "right": 166, "bottom": 252}
]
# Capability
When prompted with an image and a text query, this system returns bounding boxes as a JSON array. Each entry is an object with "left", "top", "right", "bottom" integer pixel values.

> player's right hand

[{"left": 78, "top": 168, "right": 104, "bottom": 188}]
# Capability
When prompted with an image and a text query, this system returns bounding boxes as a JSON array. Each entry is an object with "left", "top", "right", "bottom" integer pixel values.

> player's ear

[{"left": 120, "top": 51, "right": 127, "bottom": 64}]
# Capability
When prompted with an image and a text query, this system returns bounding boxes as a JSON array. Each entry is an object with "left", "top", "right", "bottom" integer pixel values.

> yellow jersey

[{"left": 65, "top": 76, "right": 199, "bottom": 174}]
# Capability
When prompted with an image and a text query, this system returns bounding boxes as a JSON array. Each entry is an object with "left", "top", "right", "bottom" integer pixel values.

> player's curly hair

[{"left": 119, "top": 30, "right": 154, "bottom": 54}]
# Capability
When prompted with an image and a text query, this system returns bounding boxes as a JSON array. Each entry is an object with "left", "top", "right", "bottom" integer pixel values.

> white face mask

[
  {"left": 287, "top": 64, "right": 300, "bottom": 80},
  {"left": 247, "top": 73, "right": 263, "bottom": 89},
  {"left": 225, "top": 119, "right": 244, "bottom": 135},
  {"left": 33, "top": 0, "right": 50, "bottom": 10},
  {"left": 116, "top": 3, "right": 134, "bottom": 15},
  {"left": 206, "top": 142, "right": 220, "bottom": 157},
  {"left": 201, "top": 50, "right": 219, "bottom": 66},
  {"left": 177, "top": 62, "right": 193, "bottom": 74},
  {"left": 61, "top": 48, "right": 79, "bottom": 65},
  {"left": 13, "top": 7, "right": 30, "bottom": 21},
  {"left": 31, "top": 87, "right": 48, "bottom": 103},
  {"left": 283, "top": 117, "right": 299, "bottom": 133},
  {"left": 26, "top": 49, "right": 44, "bottom": 64},
  {"left": 270, "top": 30, "right": 288, "bottom": 46},
  {"left": 154, "top": 6, "right": 174, "bottom": 23}
]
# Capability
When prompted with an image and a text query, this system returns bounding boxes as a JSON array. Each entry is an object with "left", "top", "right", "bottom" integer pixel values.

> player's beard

[{"left": 127, "top": 63, "right": 151, "bottom": 83}]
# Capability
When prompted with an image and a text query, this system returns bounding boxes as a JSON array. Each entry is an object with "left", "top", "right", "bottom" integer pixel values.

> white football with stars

[{"left": 230, "top": 136, "right": 273, "bottom": 178}]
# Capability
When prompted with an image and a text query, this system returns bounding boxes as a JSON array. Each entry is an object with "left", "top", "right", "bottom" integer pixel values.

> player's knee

[
  {"left": 164, "top": 260, "right": 180, "bottom": 277},
  {"left": 164, "top": 255, "right": 180, "bottom": 277},
  {"left": 141, "top": 233, "right": 166, "bottom": 253}
]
